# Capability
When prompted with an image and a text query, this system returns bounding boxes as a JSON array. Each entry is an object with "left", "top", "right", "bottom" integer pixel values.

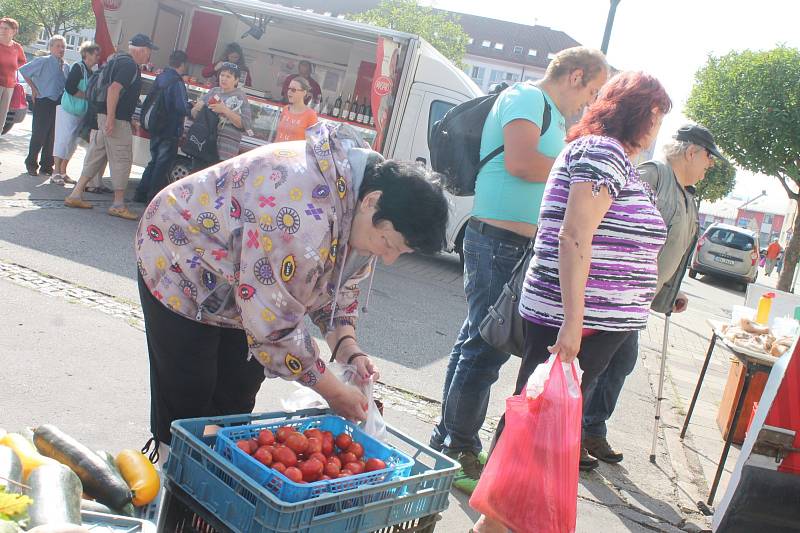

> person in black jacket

[{"left": 133, "top": 50, "right": 191, "bottom": 203}]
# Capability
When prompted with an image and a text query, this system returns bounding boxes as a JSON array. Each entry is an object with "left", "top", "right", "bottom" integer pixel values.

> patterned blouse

[{"left": 519, "top": 135, "right": 667, "bottom": 331}]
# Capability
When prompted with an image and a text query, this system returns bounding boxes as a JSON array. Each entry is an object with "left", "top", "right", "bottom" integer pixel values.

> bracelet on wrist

[
  {"left": 347, "top": 352, "right": 368, "bottom": 365},
  {"left": 330, "top": 334, "right": 357, "bottom": 362}
]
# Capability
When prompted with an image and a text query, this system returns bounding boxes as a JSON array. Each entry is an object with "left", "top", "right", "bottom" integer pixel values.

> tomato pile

[{"left": 236, "top": 426, "right": 387, "bottom": 484}]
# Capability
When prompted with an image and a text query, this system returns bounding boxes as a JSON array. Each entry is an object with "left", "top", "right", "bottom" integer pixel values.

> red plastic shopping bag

[{"left": 470, "top": 354, "right": 583, "bottom": 533}]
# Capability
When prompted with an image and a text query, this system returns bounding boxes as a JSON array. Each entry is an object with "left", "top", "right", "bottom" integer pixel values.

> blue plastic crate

[
  {"left": 164, "top": 408, "right": 458, "bottom": 533},
  {"left": 215, "top": 414, "right": 414, "bottom": 503}
]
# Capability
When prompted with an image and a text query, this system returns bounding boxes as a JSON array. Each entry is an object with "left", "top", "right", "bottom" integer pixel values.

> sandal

[
  {"left": 108, "top": 205, "right": 139, "bottom": 220},
  {"left": 62, "top": 175, "right": 77, "bottom": 184},
  {"left": 50, "top": 174, "right": 65, "bottom": 185}
]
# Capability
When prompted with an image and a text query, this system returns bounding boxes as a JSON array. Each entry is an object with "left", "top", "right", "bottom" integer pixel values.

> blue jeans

[
  {"left": 582, "top": 331, "right": 639, "bottom": 438},
  {"left": 136, "top": 135, "right": 178, "bottom": 202},
  {"left": 430, "top": 223, "right": 525, "bottom": 455}
]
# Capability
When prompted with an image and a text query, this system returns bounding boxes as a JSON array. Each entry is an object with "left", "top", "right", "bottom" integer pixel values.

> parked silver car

[{"left": 689, "top": 223, "right": 759, "bottom": 289}]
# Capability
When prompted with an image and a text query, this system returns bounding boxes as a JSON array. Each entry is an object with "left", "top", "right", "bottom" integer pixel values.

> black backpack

[
  {"left": 86, "top": 53, "right": 138, "bottom": 111},
  {"left": 429, "top": 83, "right": 551, "bottom": 196},
  {"left": 182, "top": 106, "right": 220, "bottom": 163},
  {"left": 140, "top": 75, "right": 182, "bottom": 134}
]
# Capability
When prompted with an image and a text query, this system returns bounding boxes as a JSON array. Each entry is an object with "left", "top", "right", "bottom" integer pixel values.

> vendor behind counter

[
  {"left": 281, "top": 59, "right": 321, "bottom": 103},
  {"left": 202, "top": 42, "right": 252, "bottom": 87}
]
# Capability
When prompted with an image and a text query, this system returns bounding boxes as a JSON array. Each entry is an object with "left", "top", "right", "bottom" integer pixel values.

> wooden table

[{"left": 679, "top": 319, "right": 777, "bottom": 505}]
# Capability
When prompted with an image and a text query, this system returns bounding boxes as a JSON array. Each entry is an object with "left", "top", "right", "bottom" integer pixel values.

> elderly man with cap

[
  {"left": 580, "top": 124, "right": 729, "bottom": 470},
  {"left": 65, "top": 33, "right": 157, "bottom": 219}
]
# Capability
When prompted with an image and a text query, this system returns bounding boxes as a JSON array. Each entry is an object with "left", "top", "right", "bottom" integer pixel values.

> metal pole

[
  {"left": 600, "top": 0, "right": 622, "bottom": 54},
  {"left": 650, "top": 312, "right": 671, "bottom": 463}
]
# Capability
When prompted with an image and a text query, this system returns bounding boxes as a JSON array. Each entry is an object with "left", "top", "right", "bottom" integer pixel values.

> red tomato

[
  {"left": 304, "top": 428, "right": 323, "bottom": 441},
  {"left": 254, "top": 446, "right": 273, "bottom": 466},
  {"left": 345, "top": 462, "right": 364, "bottom": 475},
  {"left": 284, "top": 466, "right": 303, "bottom": 483},
  {"left": 323, "top": 431, "right": 334, "bottom": 443},
  {"left": 365, "top": 458, "right": 386, "bottom": 472},
  {"left": 327, "top": 456, "right": 342, "bottom": 469},
  {"left": 346, "top": 442, "right": 364, "bottom": 459},
  {"left": 271, "top": 462, "right": 286, "bottom": 474},
  {"left": 237, "top": 440, "right": 254, "bottom": 455},
  {"left": 306, "top": 437, "right": 322, "bottom": 455},
  {"left": 338, "top": 470, "right": 352, "bottom": 478},
  {"left": 335, "top": 433, "right": 353, "bottom": 451},
  {"left": 339, "top": 452, "right": 357, "bottom": 465},
  {"left": 276, "top": 426, "right": 295, "bottom": 443},
  {"left": 285, "top": 433, "right": 309, "bottom": 455},
  {"left": 272, "top": 445, "right": 298, "bottom": 467},
  {"left": 309, "top": 452, "right": 327, "bottom": 465},
  {"left": 324, "top": 461, "right": 341, "bottom": 477},
  {"left": 257, "top": 429, "right": 275, "bottom": 446},
  {"left": 320, "top": 474, "right": 331, "bottom": 480},
  {"left": 300, "top": 458, "right": 324, "bottom": 482}
]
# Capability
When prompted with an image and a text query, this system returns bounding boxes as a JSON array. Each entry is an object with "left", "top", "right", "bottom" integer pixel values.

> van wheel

[
  {"left": 455, "top": 226, "right": 466, "bottom": 266},
  {"left": 169, "top": 157, "right": 192, "bottom": 183},
  {"left": 688, "top": 269, "right": 697, "bottom": 279}
]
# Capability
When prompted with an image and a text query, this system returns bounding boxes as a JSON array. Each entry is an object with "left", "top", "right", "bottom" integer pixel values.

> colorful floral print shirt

[{"left": 136, "top": 123, "right": 371, "bottom": 387}]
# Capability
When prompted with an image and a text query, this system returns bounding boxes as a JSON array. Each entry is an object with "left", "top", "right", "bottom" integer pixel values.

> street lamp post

[{"left": 600, "top": 0, "right": 622, "bottom": 54}]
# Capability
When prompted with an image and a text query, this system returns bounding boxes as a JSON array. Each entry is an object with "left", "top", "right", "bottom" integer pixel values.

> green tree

[
  {"left": 686, "top": 46, "right": 800, "bottom": 291},
  {"left": 350, "top": 0, "right": 469, "bottom": 67},
  {"left": 0, "top": 0, "right": 94, "bottom": 44},
  {"left": 694, "top": 159, "right": 736, "bottom": 204}
]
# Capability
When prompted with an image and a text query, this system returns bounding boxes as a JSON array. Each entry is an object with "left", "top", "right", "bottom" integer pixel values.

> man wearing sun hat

[
  {"left": 580, "top": 123, "right": 729, "bottom": 470},
  {"left": 65, "top": 33, "right": 158, "bottom": 219}
]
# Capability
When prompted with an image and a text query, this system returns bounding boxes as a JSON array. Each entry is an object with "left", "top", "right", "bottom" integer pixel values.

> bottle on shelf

[
  {"left": 348, "top": 95, "right": 358, "bottom": 122},
  {"left": 368, "top": 106, "right": 375, "bottom": 126},
  {"left": 356, "top": 98, "right": 366, "bottom": 123},
  {"left": 341, "top": 93, "right": 351, "bottom": 119},
  {"left": 331, "top": 93, "right": 342, "bottom": 118}
]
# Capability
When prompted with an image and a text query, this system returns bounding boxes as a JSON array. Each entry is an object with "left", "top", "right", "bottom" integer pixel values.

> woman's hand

[
  {"left": 214, "top": 61, "right": 224, "bottom": 71},
  {"left": 326, "top": 382, "right": 368, "bottom": 422},
  {"left": 549, "top": 321, "right": 582, "bottom": 363},
  {"left": 350, "top": 354, "right": 380, "bottom": 384},
  {"left": 208, "top": 101, "right": 230, "bottom": 116}
]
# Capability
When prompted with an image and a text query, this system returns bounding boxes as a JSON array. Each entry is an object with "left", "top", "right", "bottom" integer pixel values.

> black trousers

[
  {"left": 26, "top": 97, "right": 58, "bottom": 172},
  {"left": 490, "top": 320, "right": 633, "bottom": 453},
  {"left": 138, "top": 273, "right": 267, "bottom": 444}
]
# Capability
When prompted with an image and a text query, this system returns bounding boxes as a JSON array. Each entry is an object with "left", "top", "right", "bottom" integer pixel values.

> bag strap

[{"left": 477, "top": 89, "right": 553, "bottom": 174}]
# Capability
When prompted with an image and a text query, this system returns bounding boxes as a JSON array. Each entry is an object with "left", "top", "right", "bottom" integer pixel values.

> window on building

[
  {"left": 528, "top": 49, "right": 537, "bottom": 56},
  {"left": 481, "top": 40, "right": 491, "bottom": 48},
  {"left": 65, "top": 34, "right": 84, "bottom": 51},
  {"left": 504, "top": 72, "right": 519, "bottom": 82},
  {"left": 764, "top": 214, "right": 773, "bottom": 224},
  {"left": 494, "top": 42, "right": 504, "bottom": 50},
  {"left": 513, "top": 45, "right": 524, "bottom": 54},
  {"left": 547, "top": 52, "right": 557, "bottom": 60},
  {"left": 489, "top": 69, "right": 505, "bottom": 83},
  {"left": 737, "top": 217, "right": 748, "bottom": 227},
  {"left": 523, "top": 75, "right": 540, "bottom": 82},
  {"left": 37, "top": 28, "right": 48, "bottom": 45},
  {"left": 470, "top": 66, "right": 486, "bottom": 82}
]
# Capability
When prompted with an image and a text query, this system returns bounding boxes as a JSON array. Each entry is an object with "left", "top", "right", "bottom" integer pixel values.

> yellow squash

[
  {"left": 0, "top": 433, "right": 51, "bottom": 479},
  {"left": 115, "top": 450, "right": 160, "bottom": 506}
]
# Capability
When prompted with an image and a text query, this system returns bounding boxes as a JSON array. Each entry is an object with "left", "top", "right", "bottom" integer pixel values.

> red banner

[
  {"left": 91, "top": 0, "right": 116, "bottom": 64},
  {"left": 371, "top": 37, "right": 400, "bottom": 153}
]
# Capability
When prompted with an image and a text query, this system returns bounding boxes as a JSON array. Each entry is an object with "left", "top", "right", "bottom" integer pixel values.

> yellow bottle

[{"left": 755, "top": 292, "right": 775, "bottom": 325}]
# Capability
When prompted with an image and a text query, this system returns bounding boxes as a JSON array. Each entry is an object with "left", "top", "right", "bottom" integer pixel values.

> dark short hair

[
  {"left": 359, "top": 160, "right": 449, "bottom": 254},
  {"left": 219, "top": 61, "right": 241, "bottom": 80},
  {"left": 169, "top": 50, "right": 188, "bottom": 68},
  {"left": 223, "top": 42, "right": 246, "bottom": 66}
]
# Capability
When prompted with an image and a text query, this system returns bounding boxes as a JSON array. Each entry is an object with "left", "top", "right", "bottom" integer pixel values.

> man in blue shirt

[
  {"left": 429, "top": 47, "right": 609, "bottom": 495},
  {"left": 19, "top": 35, "right": 69, "bottom": 176},
  {"left": 134, "top": 50, "right": 192, "bottom": 203}
]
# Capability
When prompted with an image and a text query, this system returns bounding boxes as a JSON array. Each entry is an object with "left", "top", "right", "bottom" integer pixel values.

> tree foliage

[
  {"left": 694, "top": 159, "right": 736, "bottom": 203},
  {"left": 686, "top": 46, "right": 800, "bottom": 291},
  {"left": 0, "top": 0, "right": 94, "bottom": 44},
  {"left": 350, "top": 0, "right": 469, "bottom": 67}
]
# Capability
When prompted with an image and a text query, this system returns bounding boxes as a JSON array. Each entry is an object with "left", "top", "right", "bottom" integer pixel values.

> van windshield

[{"left": 707, "top": 228, "right": 754, "bottom": 251}]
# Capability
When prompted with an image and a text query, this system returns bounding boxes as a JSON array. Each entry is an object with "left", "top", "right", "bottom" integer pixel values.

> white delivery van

[{"left": 94, "top": 0, "right": 480, "bottom": 257}]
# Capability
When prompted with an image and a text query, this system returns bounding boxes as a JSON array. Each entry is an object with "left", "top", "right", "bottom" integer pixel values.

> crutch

[{"left": 649, "top": 311, "right": 671, "bottom": 463}]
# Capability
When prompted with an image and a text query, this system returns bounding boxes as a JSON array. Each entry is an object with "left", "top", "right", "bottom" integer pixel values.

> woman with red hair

[
  {"left": 471, "top": 71, "right": 671, "bottom": 533},
  {"left": 0, "top": 17, "right": 26, "bottom": 125}
]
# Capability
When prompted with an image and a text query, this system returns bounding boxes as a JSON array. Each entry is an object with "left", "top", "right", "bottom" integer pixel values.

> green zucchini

[
  {"left": 26, "top": 463, "right": 82, "bottom": 527},
  {"left": 80, "top": 498, "right": 114, "bottom": 514},
  {"left": 0, "top": 445, "right": 23, "bottom": 493},
  {"left": 33, "top": 425, "right": 132, "bottom": 510}
]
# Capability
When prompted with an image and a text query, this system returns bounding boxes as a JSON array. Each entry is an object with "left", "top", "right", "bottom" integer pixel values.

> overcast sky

[{"left": 422, "top": 0, "right": 799, "bottom": 208}]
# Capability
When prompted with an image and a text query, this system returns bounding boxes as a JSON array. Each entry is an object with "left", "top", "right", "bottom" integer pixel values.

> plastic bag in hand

[
  {"left": 470, "top": 354, "right": 583, "bottom": 533},
  {"left": 281, "top": 362, "right": 388, "bottom": 442}
]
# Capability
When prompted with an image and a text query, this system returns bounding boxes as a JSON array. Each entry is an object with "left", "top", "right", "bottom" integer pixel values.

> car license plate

[{"left": 714, "top": 256, "right": 735, "bottom": 265}]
